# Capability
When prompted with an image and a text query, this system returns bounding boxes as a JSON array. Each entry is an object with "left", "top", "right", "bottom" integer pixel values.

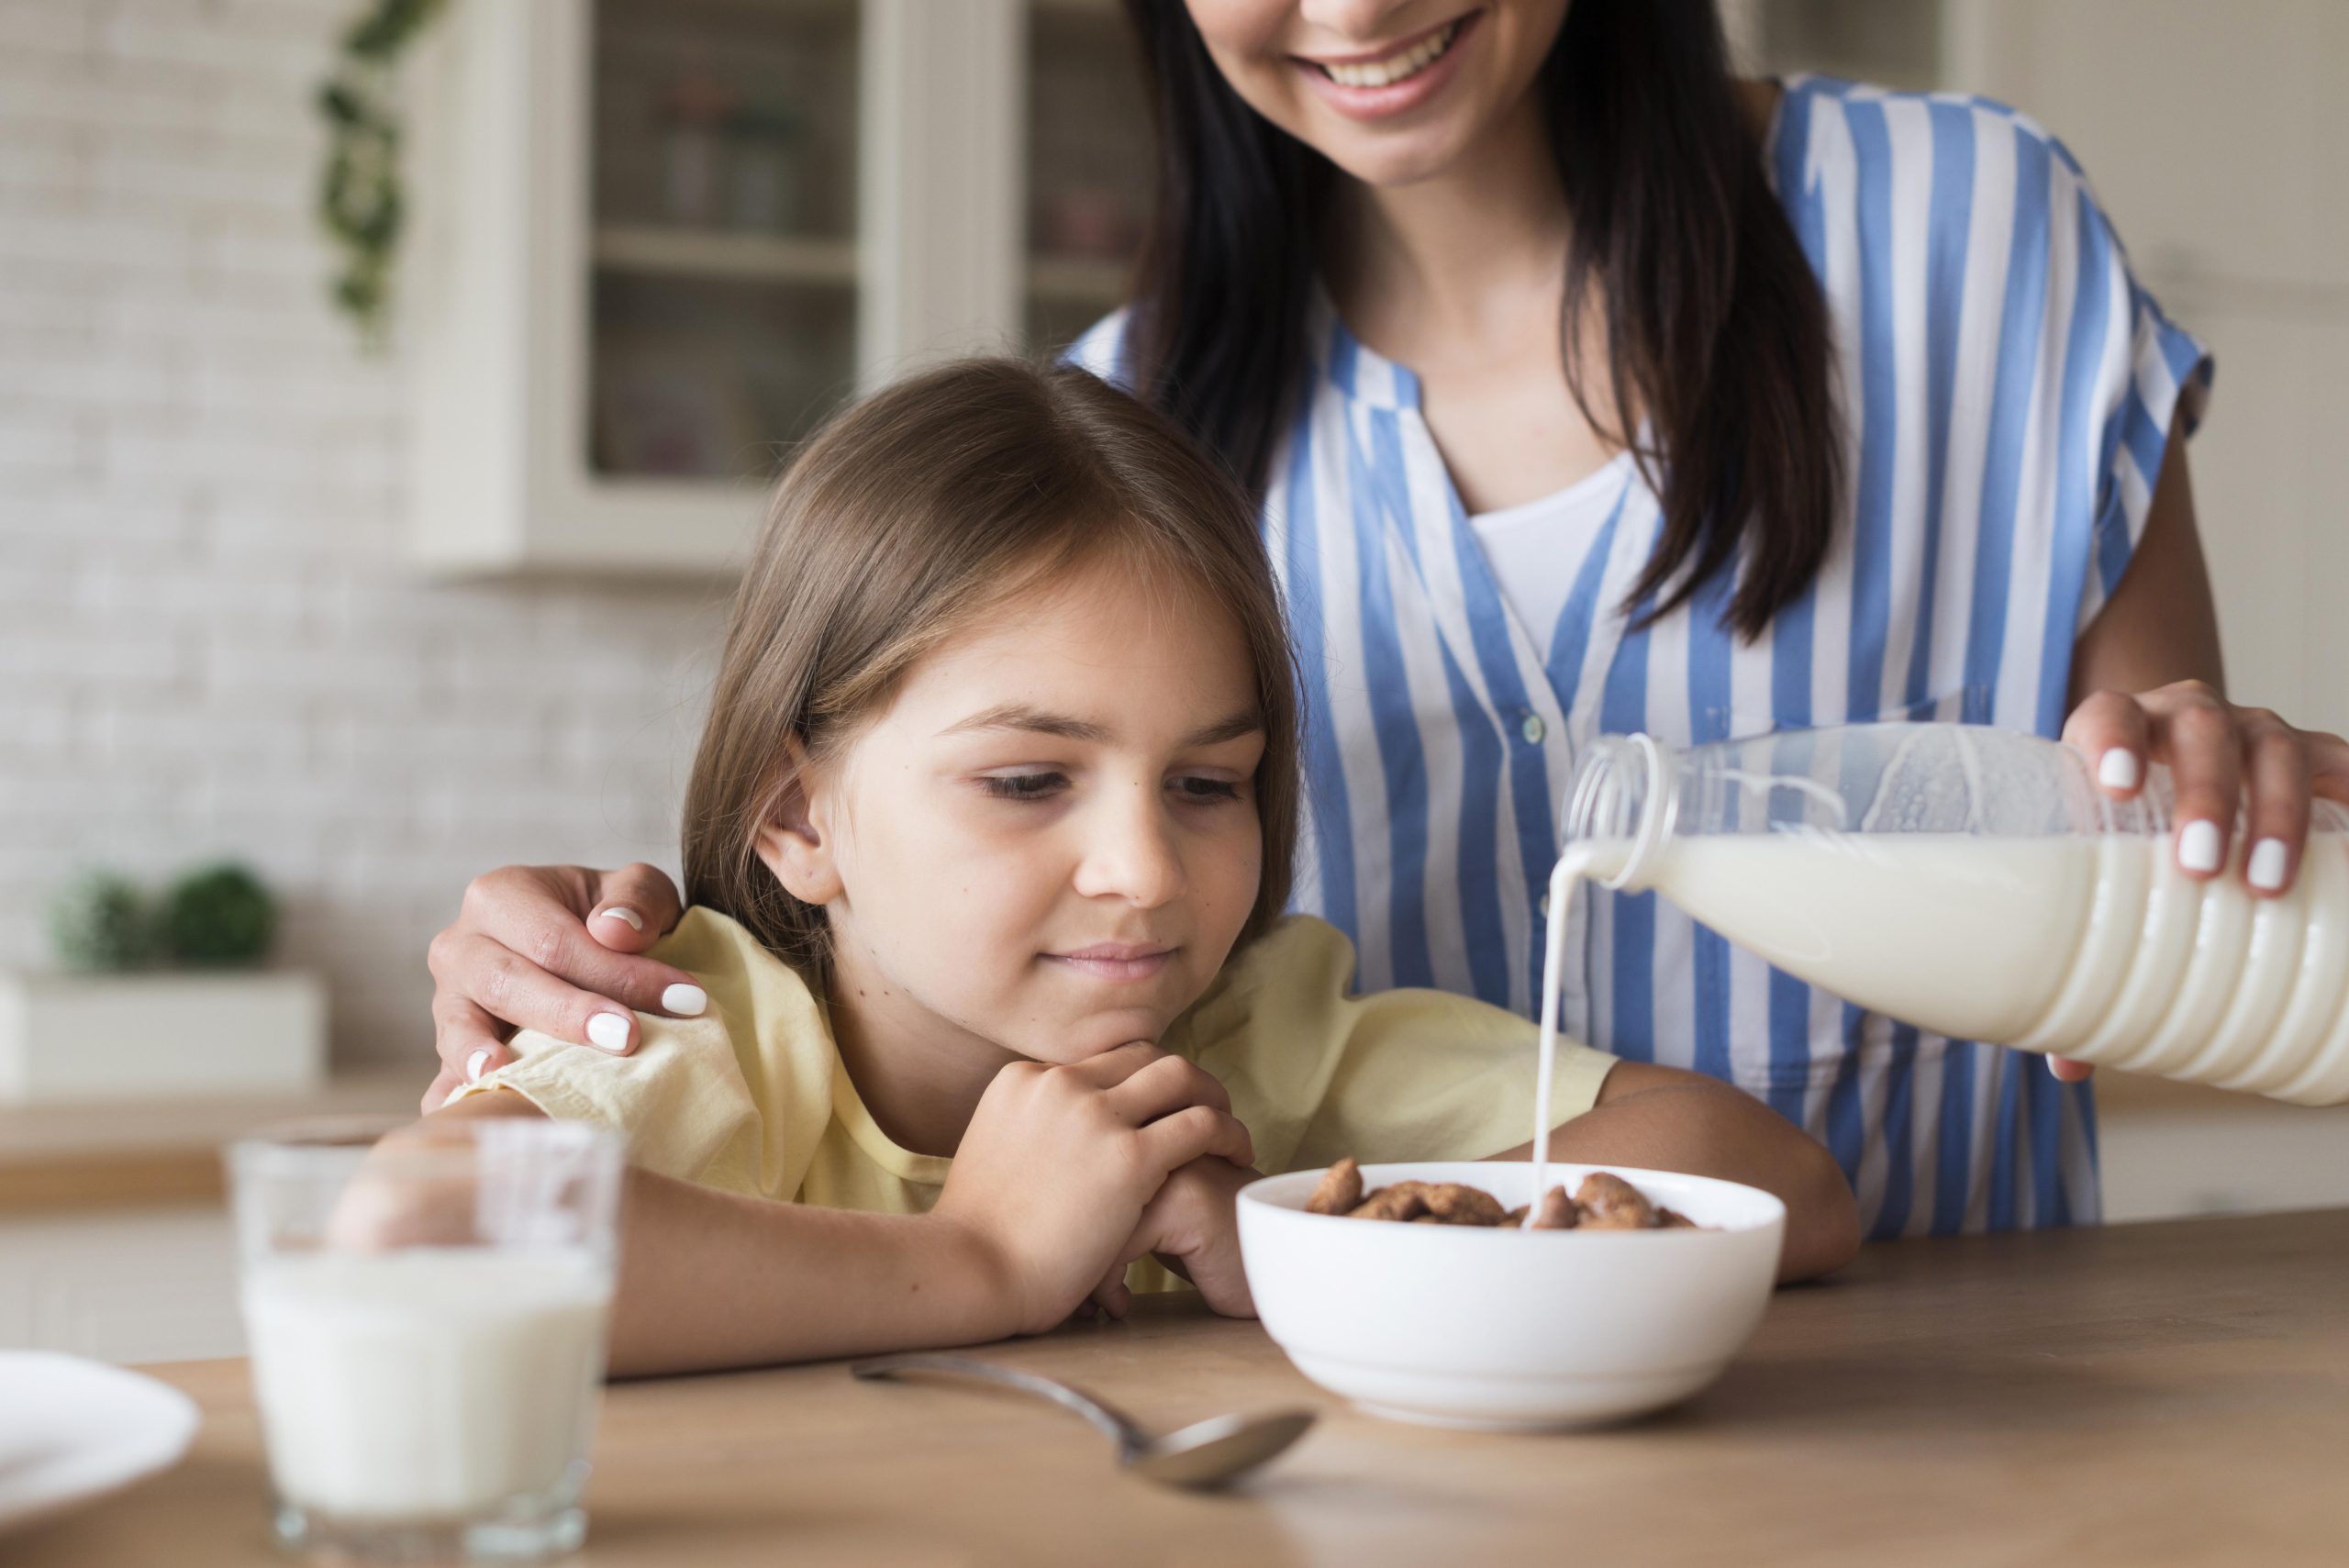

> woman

[{"left": 421, "top": 0, "right": 2347, "bottom": 1239}]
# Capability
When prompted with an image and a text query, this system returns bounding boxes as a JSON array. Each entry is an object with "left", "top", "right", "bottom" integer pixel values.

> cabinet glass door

[
  {"left": 1025, "top": 0, "right": 1152, "bottom": 352},
  {"left": 589, "top": 0, "right": 860, "bottom": 482}
]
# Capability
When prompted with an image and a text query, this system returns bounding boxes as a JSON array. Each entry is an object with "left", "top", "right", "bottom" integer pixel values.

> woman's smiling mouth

[
  {"left": 1290, "top": 11, "right": 1482, "bottom": 122},
  {"left": 1300, "top": 15, "right": 1469, "bottom": 89}
]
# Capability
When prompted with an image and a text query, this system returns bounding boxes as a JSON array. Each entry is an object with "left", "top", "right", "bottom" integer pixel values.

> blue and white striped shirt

[{"left": 1074, "top": 75, "right": 2211, "bottom": 1237}]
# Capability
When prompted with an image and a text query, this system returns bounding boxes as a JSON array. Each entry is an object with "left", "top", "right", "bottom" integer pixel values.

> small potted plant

[{"left": 0, "top": 864, "right": 327, "bottom": 1104}]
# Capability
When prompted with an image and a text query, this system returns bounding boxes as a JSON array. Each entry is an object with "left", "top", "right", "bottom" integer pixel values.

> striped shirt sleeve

[{"left": 2026, "top": 122, "right": 2214, "bottom": 634}]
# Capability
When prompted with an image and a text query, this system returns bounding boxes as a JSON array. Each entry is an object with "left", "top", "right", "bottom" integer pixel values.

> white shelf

[
  {"left": 592, "top": 225, "right": 859, "bottom": 287},
  {"left": 1027, "top": 253, "right": 1127, "bottom": 306}
]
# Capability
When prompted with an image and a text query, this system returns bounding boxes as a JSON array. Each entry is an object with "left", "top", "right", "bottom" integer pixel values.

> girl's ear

[{"left": 752, "top": 745, "right": 844, "bottom": 906}]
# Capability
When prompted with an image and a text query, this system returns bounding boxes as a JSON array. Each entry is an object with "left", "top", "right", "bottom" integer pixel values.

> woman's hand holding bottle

[{"left": 2057, "top": 680, "right": 2349, "bottom": 1081}]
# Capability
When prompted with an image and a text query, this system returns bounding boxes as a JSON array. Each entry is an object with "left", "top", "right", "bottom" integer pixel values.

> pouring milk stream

[{"left": 1526, "top": 723, "right": 2349, "bottom": 1217}]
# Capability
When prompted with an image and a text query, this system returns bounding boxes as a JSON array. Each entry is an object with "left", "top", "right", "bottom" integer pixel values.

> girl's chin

[{"left": 1022, "top": 1011, "right": 1184, "bottom": 1063}]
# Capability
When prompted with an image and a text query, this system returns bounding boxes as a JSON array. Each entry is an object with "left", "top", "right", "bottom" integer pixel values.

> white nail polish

[
  {"left": 2098, "top": 749, "right": 2140, "bottom": 791},
  {"left": 586, "top": 1013, "right": 631, "bottom": 1051},
  {"left": 596, "top": 906, "right": 644, "bottom": 933},
  {"left": 662, "top": 983, "right": 707, "bottom": 1017},
  {"left": 2248, "top": 838, "right": 2289, "bottom": 892},
  {"left": 2177, "top": 819, "right": 2223, "bottom": 874},
  {"left": 465, "top": 1047, "right": 493, "bottom": 1083}
]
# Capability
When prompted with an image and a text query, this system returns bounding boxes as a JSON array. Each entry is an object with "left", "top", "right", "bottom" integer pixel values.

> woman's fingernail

[
  {"left": 661, "top": 983, "right": 707, "bottom": 1017},
  {"left": 2098, "top": 749, "right": 2141, "bottom": 791},
  {"left": 465, "top": 1047, "right": 493, "bottom": 1083},
  {"left": 596, "top": 906, "right": 645, "bottom": 933},
  {"left": 2178, "top": 819, "right": 2223, "bottom": 873},
  {"left": 2248, "top": 838, "right": 2289, "bottom": 892},
  {"left": 586, "top": 1012, "right": 631, "bottom": 1051}
]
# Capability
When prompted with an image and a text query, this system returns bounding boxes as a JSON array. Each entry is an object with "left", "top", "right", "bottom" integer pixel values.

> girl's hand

[
  {"left": 930, "top": 1042, "right": 1254, "bottom": 1337},
  {"left": 422, "top": 863, "right": 702, "bottom": 1112},
  {"left": 2056, "top": 682, "right": 2349, "bottom": 1081},
  {"left": 1083, "top": 1155, "right": 1260, "bottom": 1323}
]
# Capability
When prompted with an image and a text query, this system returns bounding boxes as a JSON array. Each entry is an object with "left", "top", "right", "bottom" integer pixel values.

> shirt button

[{"left": 1520, "top": 711, "right": 1546, "bottom": 745}]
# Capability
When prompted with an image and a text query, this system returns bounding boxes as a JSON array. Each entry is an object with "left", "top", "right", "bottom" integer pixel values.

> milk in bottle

[{"left": 1538, "top": 724, "right": 2349, "bottom": 1109}]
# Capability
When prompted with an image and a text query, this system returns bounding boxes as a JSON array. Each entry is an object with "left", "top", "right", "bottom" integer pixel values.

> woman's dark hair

[{"left": 1122, "top": 0, "right": 1841, "bottom": 639}]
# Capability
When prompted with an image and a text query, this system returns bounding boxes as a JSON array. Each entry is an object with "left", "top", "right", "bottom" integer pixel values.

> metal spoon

[{"left": 852, "top": 1352, "right": 1315, "bottom": 1489}]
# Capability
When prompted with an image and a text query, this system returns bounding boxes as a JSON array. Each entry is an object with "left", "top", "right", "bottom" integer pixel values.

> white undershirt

[{"left": 1465, "top": 451, "right": 1636, "bottom": 650}]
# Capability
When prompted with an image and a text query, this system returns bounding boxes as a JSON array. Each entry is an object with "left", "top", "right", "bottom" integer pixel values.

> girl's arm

[
  {"left": 387, "top": 1043, "right": 1255, "bottom": 1377},
  {"left": 1483, "top": 1060, "right": 1862, "bottom": 1284},
  {"left": 422, "top": 1092, "right": 1010, "bottom": 1376}
]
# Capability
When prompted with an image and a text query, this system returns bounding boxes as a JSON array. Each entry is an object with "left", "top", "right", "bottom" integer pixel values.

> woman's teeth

[{"left": 1317, "top": 21, "right": 1462, "bottom": 90}]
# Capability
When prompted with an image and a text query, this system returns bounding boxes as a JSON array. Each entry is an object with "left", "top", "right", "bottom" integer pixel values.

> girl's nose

[{"left": 1070, "top": 789, "right": 1188, "bottom": 909}]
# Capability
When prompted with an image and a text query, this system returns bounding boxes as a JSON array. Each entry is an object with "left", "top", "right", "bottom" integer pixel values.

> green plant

[
  {"left": 48, "top": 872, "right": 156, "bottom": 972},
  {"left": 159, "top": 864, "right": 280, "bottom": 968},
  {"left": 316, "top": 0, "right": 448, "bottom": 349}
]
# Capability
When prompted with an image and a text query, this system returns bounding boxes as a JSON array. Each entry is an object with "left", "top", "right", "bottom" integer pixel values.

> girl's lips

[
  {"left": 1045, "top": 947, "right": 1176, "bottom": 984},
  {"left": 1293, "top": 10, "right": 1480, "bottom": 124}
]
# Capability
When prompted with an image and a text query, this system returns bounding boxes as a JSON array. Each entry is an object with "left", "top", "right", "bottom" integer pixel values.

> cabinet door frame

[
  {"left": 406, "top": 0, "right": 1033, "bottom": 576},
  {"left": 859, "top": 0, "right": 1026, "bottom": 384}
]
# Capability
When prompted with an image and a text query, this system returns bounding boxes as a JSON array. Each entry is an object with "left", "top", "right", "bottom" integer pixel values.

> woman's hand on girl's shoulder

[
  {"left": 421, "top": 862, "right": 706, "bottom": 1112},
  {"left": 2059, "top": 683, "right": 2349, "bottom": 1081},
  {"left": 929, "top": 1042, "right": 1253, "bottom": 1338}
]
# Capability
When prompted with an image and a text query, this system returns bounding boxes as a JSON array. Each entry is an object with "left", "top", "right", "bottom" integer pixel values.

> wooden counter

[
  {"left": 19, "top": 1209, "right": 2349, "bottom": 1566},
  {"left": 0, "top": 1073, "right": 418, "bottom": 1213}
]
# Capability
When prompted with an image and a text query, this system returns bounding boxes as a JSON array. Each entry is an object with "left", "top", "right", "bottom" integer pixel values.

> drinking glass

[{"left": 226, "top": 1117, "right": 624, "bottom": 1562}]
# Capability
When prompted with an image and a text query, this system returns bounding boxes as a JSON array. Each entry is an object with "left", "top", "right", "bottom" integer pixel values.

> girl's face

[
  {"left": 763, "top": 555, "right": 1267, "bottom": 1065},
  {"left": 1184, "top": 0, "right": 1568, "bottom": 187}
]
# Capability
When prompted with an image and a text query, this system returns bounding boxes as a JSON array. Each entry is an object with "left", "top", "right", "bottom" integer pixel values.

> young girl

[{"left": 416, "top": 359, "right": 1857, "bottom": 1376}]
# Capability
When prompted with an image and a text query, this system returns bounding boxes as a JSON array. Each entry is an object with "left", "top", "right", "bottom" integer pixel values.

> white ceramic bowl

[{"left": 1238, "top": 1161, "right": 1786, "bottom": 1430}]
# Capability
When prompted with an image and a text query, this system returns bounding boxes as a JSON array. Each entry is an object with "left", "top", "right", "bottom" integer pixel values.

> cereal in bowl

[{"left": 1302, "top": 1158, "right": 1707, "bottom": 1230}]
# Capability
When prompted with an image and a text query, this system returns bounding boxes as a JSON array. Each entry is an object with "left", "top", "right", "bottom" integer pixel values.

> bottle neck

[{"left": 1562, "top": 733, "right": 1676, "bottom": 891}]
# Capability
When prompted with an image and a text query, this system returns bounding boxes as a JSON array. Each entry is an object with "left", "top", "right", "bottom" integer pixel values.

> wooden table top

[{"left": 20, "top": 1208, "right": 2349, "bottom": 1567}]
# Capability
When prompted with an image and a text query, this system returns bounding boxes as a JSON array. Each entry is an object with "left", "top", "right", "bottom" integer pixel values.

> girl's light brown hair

[{"left": 682, "top": 358, "right": 1300, "bottom": 975}]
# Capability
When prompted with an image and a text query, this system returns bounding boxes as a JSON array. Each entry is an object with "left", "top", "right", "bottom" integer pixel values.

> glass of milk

[{"left": 226, "top": 1117, "right": 624, "bottom": 1562}]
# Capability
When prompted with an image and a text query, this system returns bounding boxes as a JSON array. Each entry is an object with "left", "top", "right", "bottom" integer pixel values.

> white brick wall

[{"left": 0, "top": 0, "right": 717, "bottom": 1072}]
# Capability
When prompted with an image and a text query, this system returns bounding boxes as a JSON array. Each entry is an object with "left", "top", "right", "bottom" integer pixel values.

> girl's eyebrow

[
  {"left": 941, "top": 703, "right": 1263, "bottom": 749},
  {"left": 1182, "top": 709, "right": 1266, "bottom": 748}
]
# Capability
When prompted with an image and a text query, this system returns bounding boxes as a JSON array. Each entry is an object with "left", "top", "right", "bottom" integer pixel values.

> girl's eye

[
  {"left": 1173, "top": 776, "right": 1242, "bottom": 803},
  {"left": 979, "top": 772, "right": 1066, "bottom": 801}
]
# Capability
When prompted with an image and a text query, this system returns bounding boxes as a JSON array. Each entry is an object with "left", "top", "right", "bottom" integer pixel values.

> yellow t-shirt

[{"left": 450, "top": 908, "right": 1619, "bottom": 1221}]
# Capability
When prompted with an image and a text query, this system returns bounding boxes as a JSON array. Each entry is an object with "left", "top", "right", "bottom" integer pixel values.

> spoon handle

[{"left": 852, "top": 1352, "right": 1147, "bottom": 1455}]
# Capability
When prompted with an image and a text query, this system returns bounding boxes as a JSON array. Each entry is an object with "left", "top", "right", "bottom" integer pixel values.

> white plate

[{"left": 0, "top": 1351, "right": 201, "bottom": 1537}]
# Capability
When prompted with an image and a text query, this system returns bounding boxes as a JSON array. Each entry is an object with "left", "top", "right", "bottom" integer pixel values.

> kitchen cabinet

[
  {"left": 0, "top": 1209, "right": 243, "bottom": 1364},
  {"left": 403, "top": 0, "right": 1149, "bottom": 576}
]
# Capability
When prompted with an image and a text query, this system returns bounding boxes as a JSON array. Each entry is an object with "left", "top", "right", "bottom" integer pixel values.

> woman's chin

[{"left": 1308, "top": 109, "right": 1509, "bottom": 194}]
